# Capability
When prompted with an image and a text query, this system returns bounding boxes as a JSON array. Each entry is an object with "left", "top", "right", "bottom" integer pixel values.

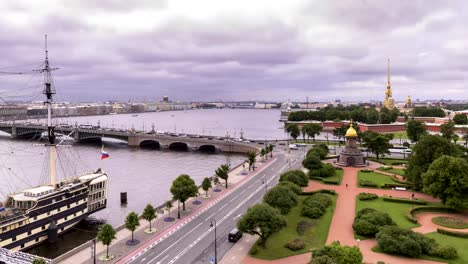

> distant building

[
  {"left": 383, "top": 59, "right": 395, "bottom": 109},
  {"left": 162, "top": 96, "right": 169, "bottom": 102},
  {"left": 0, "top": 105, "right": 28, "bottom": 119}
]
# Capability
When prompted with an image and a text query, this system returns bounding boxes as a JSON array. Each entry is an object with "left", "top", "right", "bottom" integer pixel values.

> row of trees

[
  {"left": 412, "top": 106, "right": 445, "bottom": 117},
  {"left": 288, "top": 105, "right": 400, "bottom": 124}
]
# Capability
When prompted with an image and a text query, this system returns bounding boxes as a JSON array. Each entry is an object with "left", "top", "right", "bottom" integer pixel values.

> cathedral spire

[{"left": 387, "top": 58, "right": 390, "bottom": 88}]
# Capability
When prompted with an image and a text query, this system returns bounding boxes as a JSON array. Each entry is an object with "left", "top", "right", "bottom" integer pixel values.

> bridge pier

[
  {"left": 11, "top": 127, "right": 17, "bottom": 139},
  {"left": 128, "top": 135, "right": 139, "bottom": 147},
  {"left": 73, "top": 129, "right": 80, "bottom": 143}
]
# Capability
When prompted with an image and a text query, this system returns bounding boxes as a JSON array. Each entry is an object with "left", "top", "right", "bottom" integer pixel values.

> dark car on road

[{"left": 228, "top": 228, "right": 243, "bottom": 242}]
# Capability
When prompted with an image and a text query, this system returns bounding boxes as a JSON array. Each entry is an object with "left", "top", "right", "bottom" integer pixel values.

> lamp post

[
  {"left": 91, "top": 239, "right": 96, "bottom": 264},
  {"left": 210, "top": 219, "right": 218, "bottom": 264}
]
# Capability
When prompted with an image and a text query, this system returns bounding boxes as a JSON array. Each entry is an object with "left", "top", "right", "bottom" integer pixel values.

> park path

[
  {"left": 412, "top": 212, "right": 468, "bottom": 234},
  {"left": 242, "top": 165, "right": 443, "bottom": 264}
]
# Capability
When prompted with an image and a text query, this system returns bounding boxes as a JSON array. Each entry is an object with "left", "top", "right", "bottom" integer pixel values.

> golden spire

[
  {"left": 345, "top": 121, "right": 358, "bottom": 137},
  {"left": 387, "top": 58, "right": 391, "bottom": 88}
]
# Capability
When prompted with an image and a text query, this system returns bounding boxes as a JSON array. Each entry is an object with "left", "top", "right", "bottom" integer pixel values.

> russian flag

[{"left": 101, "top": 146, "right": 110, "bottom": 160}]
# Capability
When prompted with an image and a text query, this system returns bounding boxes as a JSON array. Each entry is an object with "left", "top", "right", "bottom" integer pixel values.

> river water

[{"left": 0, "top": 109, "right": 284, "bottom": 258}]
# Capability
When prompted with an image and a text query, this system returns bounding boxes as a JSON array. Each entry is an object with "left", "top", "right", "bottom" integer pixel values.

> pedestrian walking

[
  {"left": 345, "top": 183, "right": 348, "bottom": 189},
  {"left": 411, "top": 193, "right": 415, "bottom": 199}
]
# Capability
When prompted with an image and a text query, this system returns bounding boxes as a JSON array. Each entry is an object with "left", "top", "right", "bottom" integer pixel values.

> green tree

[
  {"left": 279, "top": 170, "right": 309, "bottom": 187},
  {"left": 247, "top": 151, "right": 257, "bottom": 171},
  {"left": 406, "top": 119, "right": 427, "bottom": 142},
  {"left": 170, "top": 174, "right": 198, "bottom": 211},
  {"left": 201, "top": 177, "right": 212, "bottom": 197},
  {"left": 453, "top": 114, "right": 468, "bottom": 125},
  {"left": 332, "top": 125, "right": 347, "bottom": 146},
  {"left": 361, "top": 131, "right": 393, "bottom": 160},
  {"left": 422, "top": 155, "right": 468, "bottom": 209},
  {"left": 32, "top": 258, "right": 47, "bottom": 264},
  {"left": 366, "top": 108, "right": 380, "bottom": 124},
  {"left": 96, "top": 224, "right": 117, "bottom": 259},
  {"left": 260, "top": 148, "right": 266, "bottom": 160},
  {"left": 311, "top": 241, "right": 363, "bottom": 264},
  {"left": 303, "top": 123, "right": 323, "bottom": 142},
  {"left": 303, "top": 153, "right": 323, "bottom": 170},
  {"left": 263, "top": 186, "right": 299, "bottom": 214},
  {"left": 125, "top": 212, "right": 140, "bottom": 243},
  {"left": 142, "top": 204, "right": 157, "bottom": 232},
  {"left": 286, "top": 123, "right": 300, "bottom": 141},
  {"left": 267, "top": 143, "right": 274, "bottom": 158},
  {"left": 406, "top": 135, "right": 462, "bottom": 190},
  {"left": 215, "top": 163, "right": 231, "bottom": 188},
  {"left": 379, "top": 107, "right": 393, "bottom": 124},
  {"left": 165, "top": 200, "right": 173, "bottom": 218},
  {"left": 277, "top": 181, "right": 302, "bottom": 194},
  {"left": 237, "top": 204, "right": 286, "bottom": 246},
  {"left": 440, "top": 121, "right": 456, "bottom": 140}
]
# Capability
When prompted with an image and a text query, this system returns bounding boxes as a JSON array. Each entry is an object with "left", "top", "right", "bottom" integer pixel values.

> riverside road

[{"left": 122, "top": 150, "right": 304, "bottom": 264}]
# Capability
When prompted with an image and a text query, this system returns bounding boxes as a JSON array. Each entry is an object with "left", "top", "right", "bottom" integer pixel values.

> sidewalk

[{"left": 57, "top": 158, "right": 274, "bottom": 264}]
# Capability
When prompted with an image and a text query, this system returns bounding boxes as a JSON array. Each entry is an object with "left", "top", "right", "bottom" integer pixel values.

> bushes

[
  {"left": 278, "top": 181, "right": 302, "bottom": 195},
  {"left": 382, "top": 196, "right": 427, "bottom": 205},
  {"left": 376, "top": 226, "right": 457, "bottom": 259},
  {"left": 285, "top": 238, "right": 305, "bottom": 251},
  {"left": 301, "top": 206, "right": 324, "bottom": 219},
  {"left": 309, "top": 164, "right": 337, "bottom": 179},
  {"left": 436, "top": 228, "right": 468, "bottom": 238},
  {"left": 279, "top": 170, "right": 309, "bottom": 187},
  {"left": 303, "top": 154, "right": 323, "bottom": 170},
  {"left": 302, "top": 189, "right": 336, "bottom": 196},
  {"left": 358, "top": 192, "right": 378, "bottom": 200},
  {"left": 301, "top": 193, "right": 333, "bottom": 219},
  {"left": 361, "top": 168, "right": 373, "bottom": 173},
  {"left": 307, "top": 147, "right": 327, "bottom": 160},
  {"left": 432, "top": 216, "right": 468, "bottom": 229},
  {"left": 431, "top": 245, "right": 458, "bottom": 259},
  {"left": 353, "top": 208, "right": 396, "bottom": 237},
  {"left": 382, "top": 183, "right": 412, "bottom": 189},
  {"left": 359, "top": 180, "right": 378, "bottom": 188},
  {"left": 263, "top": 186, "right": 299, "bottom": 215},
  {"left": 311, "top": 241, "right": 363, "bottom": 264}
]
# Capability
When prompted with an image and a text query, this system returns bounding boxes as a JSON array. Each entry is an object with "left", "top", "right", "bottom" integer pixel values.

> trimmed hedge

[
  {"left": 361, "top": 169, "right": 374, "bottom": 173},
  {"left": 359, "top": 192, "right": 378, "bottom": 200},
  {"left": 359, "top": 180, "right": 378, "bottom": 188},
  {"left": 302, "top": 189, "right": 337, "bottom": 196},
  {"left": 436, "top": 228, "right": 468, "bottom": 238},
  {"left": 382, "top": 183, "right": 412, "bottom": 189},
  {"left": 382, "top": 196, "right": 427, "bottom": 205}
]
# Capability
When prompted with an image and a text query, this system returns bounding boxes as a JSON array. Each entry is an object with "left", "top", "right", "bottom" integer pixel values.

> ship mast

[{"left": 38, "top": 35, "right": 59, "bottom": 187}]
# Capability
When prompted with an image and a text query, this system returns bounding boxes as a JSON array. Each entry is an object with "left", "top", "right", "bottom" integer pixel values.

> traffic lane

[
  {"left": 179, "top": 163, "right": 285, "bottom": 264},
  {"left": 131, "top": 155, "right": 287, "bottom": 264}
]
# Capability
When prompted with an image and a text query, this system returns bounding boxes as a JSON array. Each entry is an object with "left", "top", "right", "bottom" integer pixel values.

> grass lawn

[
  {"left": 310, "top": 169, "right": 343, "bottom": 185},
  {"left": 368, "top": 157, "right": 408, "bottom": 166},
  {"left": 384, "top": 131, "right": 409, "bottom": 139},
  {"left": 358, "top": 171, "right": 397, "bottom": 188},
  {"left": 377, "top": 167, "right": 406, "bottom": 176},
  {"left": 355, "top": 197, "right": 419, "bottom": 230},
  {"left": 252, "top": 194, "right": 337, "bottom": 260}
]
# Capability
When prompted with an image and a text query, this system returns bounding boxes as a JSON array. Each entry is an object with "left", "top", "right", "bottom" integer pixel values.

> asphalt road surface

[{"left": 127, "top": 150, "right": 304, "bottom": 264}]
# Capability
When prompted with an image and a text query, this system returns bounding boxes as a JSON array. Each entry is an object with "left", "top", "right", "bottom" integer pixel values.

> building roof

[{"left": 345, "top": 124, "right": 358, "bottom": 137}]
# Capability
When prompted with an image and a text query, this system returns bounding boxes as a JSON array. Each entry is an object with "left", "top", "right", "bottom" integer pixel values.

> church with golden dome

[{"left": 337, "top": 123, "right": 365, "bottom": 167}]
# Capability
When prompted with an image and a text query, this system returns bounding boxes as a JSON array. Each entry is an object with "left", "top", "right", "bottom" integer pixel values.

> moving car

[{"left": 228, "top": 228, "right": 243, "bottom": 242}]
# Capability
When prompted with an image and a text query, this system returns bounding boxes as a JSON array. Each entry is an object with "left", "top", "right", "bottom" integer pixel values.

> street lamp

[
  {"left": 210, "top": 219, "right": 218, "bottom": 264},
  {"left": 92, "top": 238, "right": 96, "bottom": 264}
]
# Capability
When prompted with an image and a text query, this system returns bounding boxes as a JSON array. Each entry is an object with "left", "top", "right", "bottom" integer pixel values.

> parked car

[{"left": 228, "top": 228, "right": 243, "bottom": 242}]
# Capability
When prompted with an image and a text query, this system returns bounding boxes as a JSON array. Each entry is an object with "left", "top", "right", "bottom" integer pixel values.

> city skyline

[{"left": 1, "top": 1, "right": 467, "bottom": 102}]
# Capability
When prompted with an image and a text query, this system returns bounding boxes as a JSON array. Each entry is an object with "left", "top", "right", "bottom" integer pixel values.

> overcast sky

[{"left": 0, "top": 0, "right": 467, "bottom": 103}]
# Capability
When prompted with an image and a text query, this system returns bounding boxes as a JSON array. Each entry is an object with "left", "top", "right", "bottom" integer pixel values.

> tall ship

[{"left": 0, "top": 36, "right": 108, "bottom": 251}]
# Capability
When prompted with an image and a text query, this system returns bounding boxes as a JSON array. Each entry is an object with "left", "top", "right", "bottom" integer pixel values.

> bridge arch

[
  {"left": 198, "top": 144, "right": 218, "bottom": 153},
  {"left": 168, "top": 142, "right": 191, "bottom": 151},
  {"left": 139, "top": 140, "right": 161, "bottom": 150}
]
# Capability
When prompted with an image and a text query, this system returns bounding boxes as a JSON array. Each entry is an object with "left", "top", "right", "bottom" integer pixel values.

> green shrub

[
  {"left": 359, "top": 180, "right": 378, "bottom": 188},
  {"left": 353, "top": 208, "right": 396, "bottom": 237},
  {"left": 323, "top": 179, "right": 339, "bottom": 185},
  {"left": 358, "top": 192, "right": 378, "bottom": 200},
  {"left": 335, "top": 167, "right": 343, "bottom": 170},
  {"left": 308, "top": 169, "right": 321, "bottom": 179},
  {"left": 382, "top": 196, "right": 427, "bottom": 205},
  {"left": 361, "top": 168, "right": 374, "bottom": 173},
  {"left": 301, "top": 206, "right": 324, "bottom": 219},
  {"left": 285, "top": 238, "right": 305, "bottom": 251},
  {"left": 303, "top": 154, "right": 323, "bottom": 170},
  {"left": 250, "top": 244, "right": 259, "bottom": 255},
  {"left": 302, "top": 189, "right": 336, "bottom": 196},
  {"left": 431, "top": 245, "right": 458, "bottom": 259},
  {"left": 316, "top": 143, "right": 329, "bottom": 154},
  {"left": 319, "top": 164, "right": 336, "bottom": 178},
  {"left": 399, "top": 237, "right": 422, "bottom": 258},
  {"left": 296, "top": 220, "right": 313, "bottom": 236},
  {"left": 304, "top": 193, "right": 332, "bottom": 208},
  {"left": 278, "top": 181, "right": 302, "bottom": 195},
  {"left": 382, "top": 183, "right": 412, "bottom": 189},
  {"left": 436, "top": 228, "right": 468, "bottom": 238},
  {"left": 279, "top": 170, "right": 309, "bottom": 187},
  {"left": 311, "top": 241, "right": 363, "bottom": 264},
  {"left": 307, "top": 147, "right": 327, "bottom": 160},
  {"left": 432, "top": 216, "right": 468, "bottom": 229}
]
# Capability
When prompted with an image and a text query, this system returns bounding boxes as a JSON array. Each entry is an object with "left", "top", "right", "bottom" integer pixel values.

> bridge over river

[{"left": 0, "top": 123, "right": 260, "bottom": 154}]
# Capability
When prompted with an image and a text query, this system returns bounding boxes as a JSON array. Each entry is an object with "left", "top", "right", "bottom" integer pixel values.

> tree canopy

[
  {"left": 452, "top": 113, "right": 468, "bottom": 125},
  {"left": 237, "top": 203, "right": 286, "bottom": 246},
  {"left": 215, "top": 163, "right": 230, "bottom": 188},
  {"left": 361, "top": 131, "right": 393, "bottom": 159},
  {"left": 311, "top": 241, "right": 363, "bottom": 264},
  {"left": 170, "top": 174, "right": 198, "bottom": 210},
  {"left": 412, "top": 107, "right": 445, "bottom": 117},
  {"left": 286, "top": 123, "right": 300, "bottom": 141},
  {"left": 97, "top": 224, "right": 117, "bottom": 258},
  {"left": 406, "top": 135, "right": 462, "bottom": 190},
  {"left": 201, "top": 177, "right": 212, "bottom": 196},
  {"left": 263, "top": 186, "right": 298, "bottom": 214},
  {"left": 440, "top": 121, "right": 456, "bottom": 141},
  {"left": 279, "top": 170, "right": 309, "bottom": 187},
  {"left": 406, "top": 119, "right": 427, "bottom": 142},
  {"left": 142, "top": 204, "right": 157, "bottom": 231},
  {"left": 422, "top": 155, "right": 468, "bottom": 209},
  {"left": 302, "top": 123, "right": 323, "bottom": 142}
]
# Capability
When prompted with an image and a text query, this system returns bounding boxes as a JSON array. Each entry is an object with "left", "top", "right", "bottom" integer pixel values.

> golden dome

[{"left": 345, "top": 124, "right": 358, "bottom": 137}]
